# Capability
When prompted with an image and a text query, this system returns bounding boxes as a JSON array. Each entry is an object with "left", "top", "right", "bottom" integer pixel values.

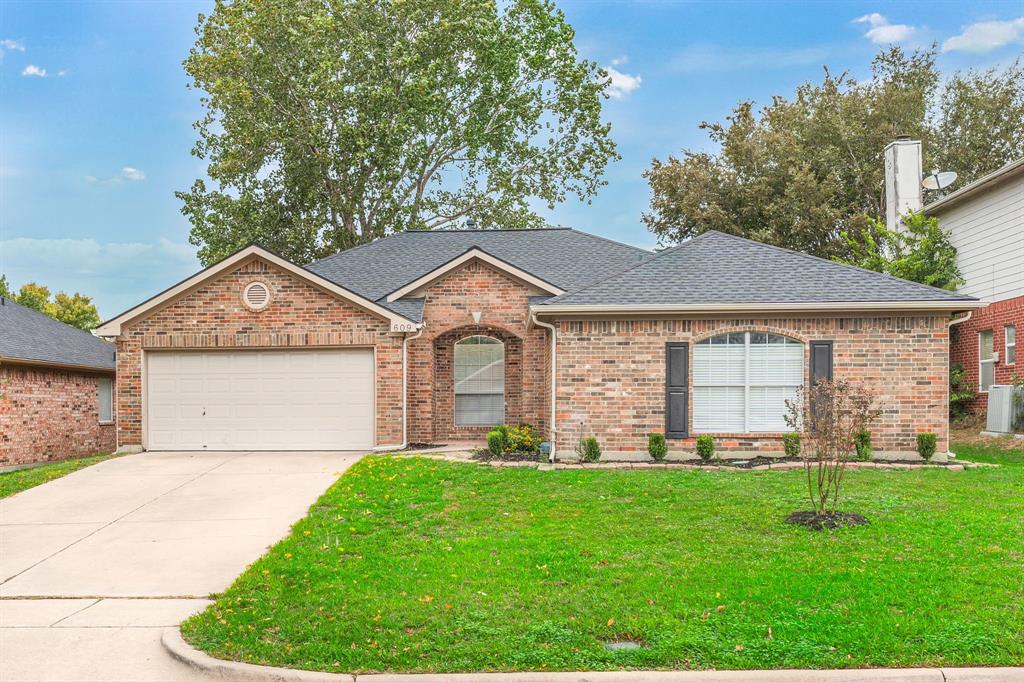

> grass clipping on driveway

[{"left": 182, "top": 453, "right": 1024, "bottom": 673}]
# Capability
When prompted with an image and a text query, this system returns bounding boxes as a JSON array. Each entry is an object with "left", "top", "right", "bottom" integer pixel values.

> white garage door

[{"left": 146, "top": 349, "right": 374, "bottom": 451}]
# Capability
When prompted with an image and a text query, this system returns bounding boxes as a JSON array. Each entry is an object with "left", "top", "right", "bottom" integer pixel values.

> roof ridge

[
  {"left": 563, "top": 228, "right": 654, "bottom": 256},
  {"left": 546, "top": 231, "right": 716, "bottom": 303},
  {"left": 707, "top": 230, "right": 975, "bottom": 300}
]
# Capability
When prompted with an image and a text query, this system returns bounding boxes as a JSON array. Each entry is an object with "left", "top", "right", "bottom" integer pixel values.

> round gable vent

[{"left": 242, "top": 281, "right": 271, "bottom": 311}]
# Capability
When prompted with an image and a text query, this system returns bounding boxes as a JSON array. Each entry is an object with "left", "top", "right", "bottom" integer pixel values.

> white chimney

[{"left": 883, "top": 137, "right": 923, "bottom": 232}]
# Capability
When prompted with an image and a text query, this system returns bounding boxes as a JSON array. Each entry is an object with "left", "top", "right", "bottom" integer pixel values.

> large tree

[
  {"left": 0, "top": 276, "right": 102, "bottom": 331},
  {"left": 643, "top": 48, "right": 1024, "bottom": 258},
  {"left": 180, "top": 0, "right": 618, "bottom": 266}
]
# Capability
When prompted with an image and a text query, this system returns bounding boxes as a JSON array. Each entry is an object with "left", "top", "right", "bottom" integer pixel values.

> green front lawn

[
  {"left": 183, "top": 445, "right": 1024, "bottom": 674},
  {"left": 0, "top": 453, "right": 120, "bottom": 499}
]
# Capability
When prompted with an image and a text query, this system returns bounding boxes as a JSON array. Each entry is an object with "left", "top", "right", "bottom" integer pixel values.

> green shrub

[
  {"left": 506, "top": 424, "right": 542, "bottom": 453},
  {"left": 855, "top": 429, "right": 873, "bottom": 461},
  {"left": 580, "top": 436, "right": 601, "bottom": 463},
  {"left": 695, "top": 434, "right": 714, "bottom": 461},
  {"left": 494, "top": 424, "right": 510, "bottom": 444},
  {"left": 782, "top": 432, "right": 801, "bottom": 458},
  {"left": 486, "top": 430, "right": 504, "bottom": 457},
  {"left": 648, "top": 433, "right": 667, "bottom": 461},
  {"left": 949, "top": 363, "right": 975, "bottom": 421},
  {"left": 917, "top": 432, "right": 937, "bottom": 461}
]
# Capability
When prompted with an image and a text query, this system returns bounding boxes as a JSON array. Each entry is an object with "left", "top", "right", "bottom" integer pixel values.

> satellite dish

[{"left": 923, "top": 170, "right": 958, "bottom": 191}]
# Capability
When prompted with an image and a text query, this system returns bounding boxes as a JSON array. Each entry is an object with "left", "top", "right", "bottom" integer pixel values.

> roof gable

[
  {"left": 385, "top": 248, "right": 565, "bottom": 302},
  {"left": 538, "top": 231, "right": 981, "bottom": 311},
  {"left": 307, "top": 228, "right": 652, "bottom": 316},
  {"left": 95, "top": 245, "right": 418, "bottom": 337},
  {"left": 0, "top": 299, "right": 115, "bottom": 371}
]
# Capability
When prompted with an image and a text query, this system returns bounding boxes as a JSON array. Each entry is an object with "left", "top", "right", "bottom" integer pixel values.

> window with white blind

[
  {"left": 693, "top": 332, "right": 803, "bottom": 433},
  {"left": 979, "top": 330, "right": 995, "bottom": 391},
  {"left": 454, "top": 336, "right": 504, "bottom": 426},
  {"left": 1006, "top": 325, "right": 1016, "bottom": 366},
  {"left": 98, "top": 377, "right": 113, "bottom": 423}
]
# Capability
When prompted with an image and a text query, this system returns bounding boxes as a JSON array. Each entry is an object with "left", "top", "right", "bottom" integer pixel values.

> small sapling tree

[{"left": 784, "top": 379, "right": 881, "bottom": 529}]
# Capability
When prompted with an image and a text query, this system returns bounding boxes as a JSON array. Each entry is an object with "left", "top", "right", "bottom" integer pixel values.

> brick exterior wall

[
  {"left": 554, "top": 315, "right": 949, "bottom": 459},
  {"left": 1, "top": 365, "right": 116, "bottom": 466},
  {"left": 108, "top": 251, "right": 955, "bottom": 459},
  {"left": 113, "top": 257, "right": 404, "bottom": 448},
  {"left": 949, "top": 296, "right": 1024, "bottom": 414},
  {"left": 406, "top": 260, "right": 549, "bottom": 443}
]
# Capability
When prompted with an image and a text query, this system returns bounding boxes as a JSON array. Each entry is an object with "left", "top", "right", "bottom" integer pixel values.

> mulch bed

[
  {"left": 470, "top": 449, "right": 544, "bottom": 463},
  {"left": 786, "top": 510, "right": 869, "bottom": 530}
]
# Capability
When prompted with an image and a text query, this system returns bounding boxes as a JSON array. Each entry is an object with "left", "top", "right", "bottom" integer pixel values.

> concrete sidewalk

[{"left": 0, "top": 449, "right": 362, "bottom": 681}]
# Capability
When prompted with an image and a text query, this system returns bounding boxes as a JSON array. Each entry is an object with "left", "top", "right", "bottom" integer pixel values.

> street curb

[
  {"left": 161, "top": 628, "right": 1024, "bottom": 682},
  {"left": 162, "top": 628, "right": 353, "bottom": 681}
]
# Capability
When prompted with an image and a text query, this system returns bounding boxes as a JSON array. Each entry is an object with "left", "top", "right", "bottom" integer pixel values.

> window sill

[
  {"left": 98, "top": 420, "right": 115, "bottom": 426},
  {"left": 670, "top": 432, "right": 794, "bottom": 439}
]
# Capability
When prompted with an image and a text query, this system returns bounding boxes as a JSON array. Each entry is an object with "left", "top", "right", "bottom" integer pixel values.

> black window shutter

[
  {"left": 809, "top": 340, "right": 833, "bottom": 386},
  {"left": 665, "top": 342, "right": 689, "bottom": 439}
]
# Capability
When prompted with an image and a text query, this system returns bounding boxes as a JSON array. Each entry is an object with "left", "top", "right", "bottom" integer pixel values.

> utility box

[{"left": 986, "top": 385, "right": 1022, "bottom": 434}]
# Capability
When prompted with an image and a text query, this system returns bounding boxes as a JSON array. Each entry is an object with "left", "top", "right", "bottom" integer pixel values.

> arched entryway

[{"left": 433, "top": 326, "right": 523, "bottom": 440}]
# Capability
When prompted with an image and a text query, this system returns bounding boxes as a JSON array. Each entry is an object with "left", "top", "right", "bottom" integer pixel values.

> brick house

[
  {"left": 97, "top": 228, "right": 981, "bottom": 461},
  {"left": 884, "top": 139, "right": 1023, "bottom": 417},
  {"left": 927, "top": 160, "right": 1023, "bottom": 416},
  {"left": 1, "top": 298, "right": 117, "bottom": 468}
]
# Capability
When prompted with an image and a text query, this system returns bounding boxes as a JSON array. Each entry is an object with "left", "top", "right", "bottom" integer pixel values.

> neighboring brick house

[
  {"left": 97, "top": 228, "right": 980, "bottom": 462},
  {"left": 925, "top": 159, "right": 1024, "bottom": 415},
  {"left": 884, "top": 139, "right": 1023, "bottom": 417},
  {"left": 1, "top": 298, "right": 117, "bottom": 467}
]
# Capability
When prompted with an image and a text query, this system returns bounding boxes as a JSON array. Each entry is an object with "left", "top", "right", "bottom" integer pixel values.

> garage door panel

[{"left": 147, "top": 349, "right": 374, "bottom": 451}]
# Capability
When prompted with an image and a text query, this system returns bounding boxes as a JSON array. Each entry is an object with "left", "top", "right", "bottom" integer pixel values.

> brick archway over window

[{"left": 433, "top": 325, "right": 523, "bottom": 440}]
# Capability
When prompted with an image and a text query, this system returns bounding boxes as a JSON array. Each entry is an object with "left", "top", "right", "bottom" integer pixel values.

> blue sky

[{"left": 1, "top": 1, "right": 1021, "bottom": 318}]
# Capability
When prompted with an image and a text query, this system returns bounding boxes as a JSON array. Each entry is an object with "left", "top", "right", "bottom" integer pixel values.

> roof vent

[{"left": 242, "top": 281, "right": 271, "bottom": 311}]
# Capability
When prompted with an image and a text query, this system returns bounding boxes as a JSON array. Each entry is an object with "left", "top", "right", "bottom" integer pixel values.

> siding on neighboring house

[
  {"left": 929, "top": 164, "right": 1024, "bottom": 416},
  {"left": 935, "top": 171, "right": 1023, "bottom": 303}
]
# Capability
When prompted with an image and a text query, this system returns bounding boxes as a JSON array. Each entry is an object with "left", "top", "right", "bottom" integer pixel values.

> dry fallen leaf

[{"left": 607, "top": 618, "right": 615, "bottom": 627}]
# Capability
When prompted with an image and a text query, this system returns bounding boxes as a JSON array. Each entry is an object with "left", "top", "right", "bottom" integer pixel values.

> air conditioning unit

[{"left": 986, "top": 385, "right": 1022, "bottom": 434}]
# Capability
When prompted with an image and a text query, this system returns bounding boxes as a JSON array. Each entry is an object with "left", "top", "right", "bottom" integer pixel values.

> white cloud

[
  {"left": 942, "top": 17, "right": 1024, "bottom": 53},
  {"left": 0, "top": 238, "right": 198, "bottom": 318},
  {"left": 853, "top": 13, "right": 916, "bottom": 44},
  {"left": 610, "top": 56, "right": 628, "bottom": 66},
  {"left": 669, "top": 45, "right": 828, "bottom": 73},
  {"left": 604, "top": 66, "right": 642, "bottom": 100},
  {"left": 0, "top": 38, "right": 25, "bottom": 60},
  {"left": 119, "top": 167, "right": 146, "bottom": 181},
  {"left": 85, "top": 167, "right": 147, "bottom": 184},
  {"left": 21, "top": 64, "right": 47, "bottom": 77}
]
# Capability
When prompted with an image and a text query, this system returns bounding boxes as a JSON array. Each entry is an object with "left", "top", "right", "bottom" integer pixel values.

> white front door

[{"left": 146, "top": 349, "right": 374, "bottom": 450}]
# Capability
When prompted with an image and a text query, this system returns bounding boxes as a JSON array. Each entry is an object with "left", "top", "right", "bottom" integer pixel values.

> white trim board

[
  {"left": 530, "top": 300, "right": 987, "bottom": 316},
  {"left": 385, "top": 248, "right": 565, "bottom": 302},
  {"left": 96, "top": 245, "right": 418, "bottom": 337}
]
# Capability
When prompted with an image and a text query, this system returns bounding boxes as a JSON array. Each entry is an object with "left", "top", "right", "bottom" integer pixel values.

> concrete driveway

[{"left": 0, "top": 449, "right": 363, "bottom": 681}]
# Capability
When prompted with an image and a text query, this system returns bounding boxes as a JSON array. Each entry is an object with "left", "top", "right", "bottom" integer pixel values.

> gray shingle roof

[
  {"left": 308, "top": 228, "right": 653, "bottom": 322},
  {"left": 0, "top": 298, "right": 116, "bottom": 371},
  {"left": 541, "top": 231, "right": 978, "bottom": 306}
]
